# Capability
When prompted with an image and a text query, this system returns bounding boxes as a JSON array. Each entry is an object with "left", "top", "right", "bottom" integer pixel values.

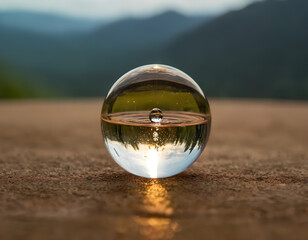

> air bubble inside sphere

[{"left": 101, "top": 64, "right": 211, "bottom": 178}]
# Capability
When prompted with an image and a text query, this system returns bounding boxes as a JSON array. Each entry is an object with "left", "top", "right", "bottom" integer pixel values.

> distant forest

[{"left": 0, "top": 0, "right": 307, "bottom": 100}]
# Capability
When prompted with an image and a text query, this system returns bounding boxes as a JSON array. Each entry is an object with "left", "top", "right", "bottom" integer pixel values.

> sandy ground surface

[{"left": 0, "top": 99, "right": 307, "bottom": 240}]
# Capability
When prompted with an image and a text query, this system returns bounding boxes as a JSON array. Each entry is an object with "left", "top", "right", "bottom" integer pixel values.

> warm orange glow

[
  {"left": 134, "top": 216, "right": 179, "bottom": 240},
  {"left": 143, "top": 180, "right": 173, "bottom": 216},
  {"left": 134, "top": 180, "right": 180, "bottom": 239}
]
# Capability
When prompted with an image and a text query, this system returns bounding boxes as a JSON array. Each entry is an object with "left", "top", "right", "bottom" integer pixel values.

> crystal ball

[{"left": 101, "top": 64, "right": 211, "bottom": 178}]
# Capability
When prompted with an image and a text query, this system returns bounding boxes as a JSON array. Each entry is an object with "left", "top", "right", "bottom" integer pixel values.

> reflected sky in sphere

[{"left": 105, "top": 139, "right": 201, "bottom": 178}]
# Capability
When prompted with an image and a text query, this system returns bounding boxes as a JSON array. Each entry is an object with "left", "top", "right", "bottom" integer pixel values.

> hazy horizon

[{"left": 0, "top": 0, "right": 259, "bottom": 20}]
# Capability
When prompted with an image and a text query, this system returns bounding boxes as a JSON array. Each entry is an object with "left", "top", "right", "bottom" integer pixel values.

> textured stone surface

[{"left": 0, "top": 99, "right": 307, "bottom": 240}]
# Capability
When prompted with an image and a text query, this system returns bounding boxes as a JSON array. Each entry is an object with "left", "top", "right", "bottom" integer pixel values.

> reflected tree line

[{"left": 102, "top": 120, "right": 210, "bottom": 152}]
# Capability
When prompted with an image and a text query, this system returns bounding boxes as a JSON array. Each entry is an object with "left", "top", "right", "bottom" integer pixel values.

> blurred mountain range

[
  {"left": 163, "top": 0, "right": 308, "bottom": 99},
  {"left": 0, "top": 11, "right": 106, "bottom": 34},
  {"left": 0, "top": 10, "right": 209, "bottom": 97},
  {"left": 0, "top": 0, "right": 307, "bottom": 99}
]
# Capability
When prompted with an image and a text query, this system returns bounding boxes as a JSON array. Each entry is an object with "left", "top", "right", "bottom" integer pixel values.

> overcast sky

[{"left": 0, "top": 0, "right": 258, "bottom": 19}]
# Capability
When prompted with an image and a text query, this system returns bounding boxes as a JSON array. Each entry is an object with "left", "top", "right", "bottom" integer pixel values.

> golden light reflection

[
  {"left": 134, "top": 180, "right": 181, "bottom": 240},
  {"left": 143, "top": 180, "right": 173, "bottom": 216},
  {"left": 134, "top": 217, "right": 180, "bottom": 240}
]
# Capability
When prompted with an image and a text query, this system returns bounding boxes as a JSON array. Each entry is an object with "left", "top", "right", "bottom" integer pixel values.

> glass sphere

[{"left": 101, "top": 64, "right": 211, "bottom": 178}]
